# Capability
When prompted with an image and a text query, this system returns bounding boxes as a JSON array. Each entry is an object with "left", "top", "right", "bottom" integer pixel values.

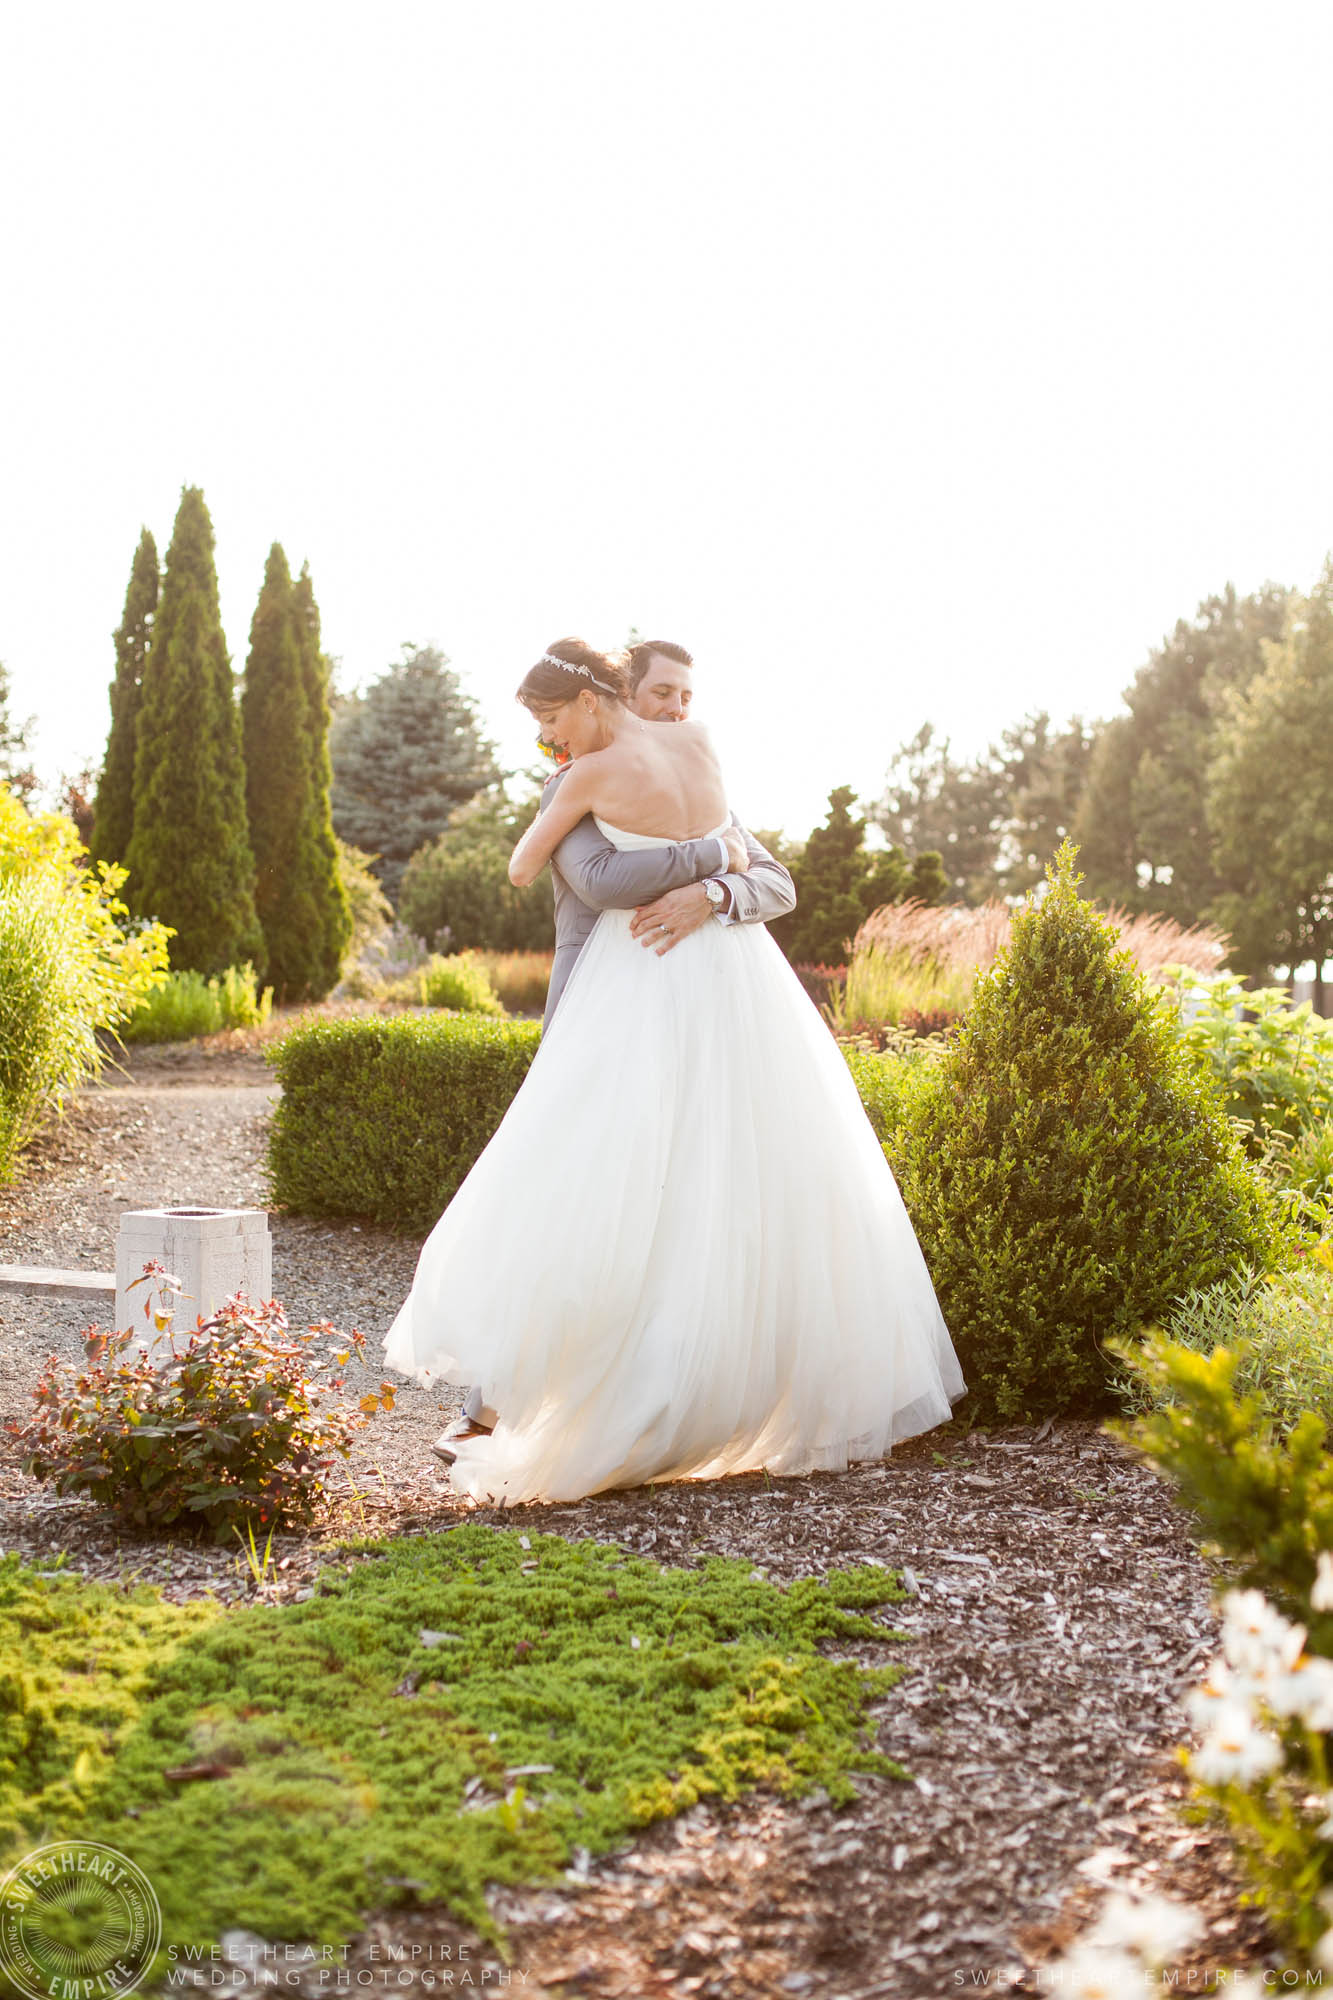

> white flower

[
  {"left": 1087, "top": 1887, "right": 1203, "bottom": 1962},
  {"left": 1311, "top": 1549, "right": 1333, "bottom": 1613},
  {"left": 1316, "top": 1927, "right": 1333, "bottom": 1976},
  {"left": 1184, "top": 1657, "right": 1249, "bottom": 1732},
  {"left": 1220, "top": 1588, "right": 1305, "bottom": 1678},
  {"left": 1285, "top": 1654, "right": 1333, "bottom": 1732},
  {"left": 1043, "top": 1943, "right": 1143, "bottom": 1999},
  {"left": 1189, "top": 1702, "right": 1283, "bottom": 1787}
]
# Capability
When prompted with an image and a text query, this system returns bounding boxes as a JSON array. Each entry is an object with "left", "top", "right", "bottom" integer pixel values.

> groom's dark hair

[{"left": 625, "top": 639, "right": 693, "bottom": 696}]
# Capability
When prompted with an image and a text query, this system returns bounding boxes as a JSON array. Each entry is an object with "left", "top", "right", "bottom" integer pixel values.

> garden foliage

[
  {"left": 90, "top": 526, "right": 158, "bottom": 870},
  {"left": 266, "top": 1014, "right": 542, "bottom": 1227},
  {"left": 19, "top": 1293, "right": 382, "bottom": 1539},
  {"left": 1120, "top": 1254, "right": 1333, "bottom": 1441},
  {"left": 1167, "top": 970, "right": 1333, "bottom": 1148},
  {"left": 840, "top": 1037, "right": 946, "bottom": 1147},
  {"left": 398, "top": 787, "right": 556, "bottom": 953},
  {"left": 409, "top": 950, "right": 505, "bottom": 1014},
  {"left": 897, "top": 844, "right": 1274, "bottom": 1422},
  {"left": 123, "top": 487, "right": 266, "bottom": 976},
  {"left": 0, "top": 788, "right": 170, "bottom": 1180},
  {"left": 120, "top": 962, "right": 271, "bottom": 1043}
]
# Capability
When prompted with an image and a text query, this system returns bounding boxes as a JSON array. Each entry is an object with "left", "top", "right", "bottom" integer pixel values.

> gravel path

[{"left": 0, "top": 1044, "right": 1279, "bottom": 1997}]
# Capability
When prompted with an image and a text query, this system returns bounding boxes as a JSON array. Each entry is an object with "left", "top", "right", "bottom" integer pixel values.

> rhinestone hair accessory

[{"left": 540, "top": 652, "right": 617, "bottom": 693}]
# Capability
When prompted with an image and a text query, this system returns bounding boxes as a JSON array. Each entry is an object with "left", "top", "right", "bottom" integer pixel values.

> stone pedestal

[{"left": 115, "top": 1207, "right": 272, "bottom": 1363}]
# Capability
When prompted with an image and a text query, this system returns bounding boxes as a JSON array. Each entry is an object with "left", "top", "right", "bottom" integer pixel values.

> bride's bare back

[
  {"left": 574, "top": 717, "right": 728, "bottom": 837},
  {"left": 509, "top": 718, "right": 730, "bottom": 887}
]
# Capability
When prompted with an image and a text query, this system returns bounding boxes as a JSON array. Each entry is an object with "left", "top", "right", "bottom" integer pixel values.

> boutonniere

[{"left": 537, "top": 734, "right": 572, "bottom": 768}]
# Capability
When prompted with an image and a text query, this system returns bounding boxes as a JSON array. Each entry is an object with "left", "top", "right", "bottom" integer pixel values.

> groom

[{"left": 434, "top": 639, "right": 796, "bottom": 1462}]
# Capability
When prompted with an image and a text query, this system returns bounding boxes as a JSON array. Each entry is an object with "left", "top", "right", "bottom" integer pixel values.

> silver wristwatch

[{"left": 702, "top": 878, "right": 727, "bottom": 911}]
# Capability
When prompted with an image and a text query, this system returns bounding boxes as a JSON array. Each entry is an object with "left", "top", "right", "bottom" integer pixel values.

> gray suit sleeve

[
  {"left": 555, "top": 814, "right": 729, "bottom": 910},
  {"left": 716, "top": 822, "right": 797, "bottom": 924}
]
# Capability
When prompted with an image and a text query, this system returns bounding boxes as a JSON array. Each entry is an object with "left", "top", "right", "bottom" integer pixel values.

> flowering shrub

[
  {"left": 1112, "top": 1320, "right": 1333, "bottom": 1960},
  {"left": 1179, "top": 1582, "right": 1333, "bottom": 1958},
  {"left": 17, "top": 1280, "right": 388, "bottom": 1540}
]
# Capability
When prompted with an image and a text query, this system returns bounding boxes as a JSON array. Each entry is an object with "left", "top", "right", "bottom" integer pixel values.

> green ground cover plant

[
  {"left": 266, "top": 1015, "right": 542, "bottom": 1227},
  {"left": 120, "top": 963, "right": 272, "bottom": 1043},
  {"left": 1, "top": 1528, "right": 912, "bottom": 1962}
]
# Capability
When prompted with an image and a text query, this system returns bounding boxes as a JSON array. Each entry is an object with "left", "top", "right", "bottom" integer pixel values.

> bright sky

[{"left": 3, "top": 2, "right": 1331, "bottom": 841}]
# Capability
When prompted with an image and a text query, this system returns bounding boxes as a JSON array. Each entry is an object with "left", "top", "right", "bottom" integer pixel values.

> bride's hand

[{"left": 723, "top": 827, "right": 750, "bottom": 875}]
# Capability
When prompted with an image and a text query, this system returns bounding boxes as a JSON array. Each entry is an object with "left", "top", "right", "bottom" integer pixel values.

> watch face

[{"left": 705, "top": 880, "right": 724, "bottom": 905}]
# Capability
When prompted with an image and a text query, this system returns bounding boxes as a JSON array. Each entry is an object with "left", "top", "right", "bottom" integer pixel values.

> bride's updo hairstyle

[{"left": 516, "top": 637, "right": 628, "bottom": 712}]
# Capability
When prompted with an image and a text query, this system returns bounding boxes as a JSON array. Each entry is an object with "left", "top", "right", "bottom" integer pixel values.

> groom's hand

[
  {"left": 631, "top": 883, "right": 724, "bottom": 954},
  {"left": 723, "top": 827, "right": 750, "bottom": 874}
]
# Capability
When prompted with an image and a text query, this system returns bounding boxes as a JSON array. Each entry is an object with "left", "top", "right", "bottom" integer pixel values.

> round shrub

[
  {"left": 414, "top": 950, "right": 504, "bottom": 1015},
  {"left": 897, "top": 844, "right": 1276, "bottom": 1423}
]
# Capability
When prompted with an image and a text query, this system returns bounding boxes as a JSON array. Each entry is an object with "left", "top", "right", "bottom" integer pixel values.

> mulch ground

[{"left": 0, "top": 1039, "right": 1285, "bottom": 1997}]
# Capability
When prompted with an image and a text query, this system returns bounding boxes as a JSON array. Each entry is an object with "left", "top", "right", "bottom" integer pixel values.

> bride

[{"left": 383, "top": 640, "right": 965, "bottom": 1504}]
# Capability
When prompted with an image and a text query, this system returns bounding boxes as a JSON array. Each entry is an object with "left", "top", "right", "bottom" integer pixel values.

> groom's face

[{"left": 631, "top": 654, "right": 694, "bottom": 722}]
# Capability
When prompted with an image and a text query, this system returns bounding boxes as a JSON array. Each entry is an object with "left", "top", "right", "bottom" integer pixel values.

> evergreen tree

[
  {"left": 240, "top": 549, "right": 351, "bottom": 1001},
  {"left": 330, "top": 645, "right": 498, "bottom": 903},
  {"left": 897, "top": 844, "right": 1272, "bottom": 1423},
  {"left": 1075, "top": 583, "right": 1291, "bottom": 925},
  {"left": 90, "top": 528, "right": 158, "bottom": 867},
  {"left": 124, "top": 487, "right": 265, "bottom": 976},
  {"left": 292, "top": 564, "right": 353, "bottom": 992},
  {"left": 771, "top": 786, "right": 947, "bottom": 964},
  {"left": 1207, "top": 563, "right": 1333, "bottom": 1006}
]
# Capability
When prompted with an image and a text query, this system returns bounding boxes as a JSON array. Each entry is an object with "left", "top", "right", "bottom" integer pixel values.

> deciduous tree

[{"left": 1207, "top": 565, "right": 1333, "bottom": 1007}]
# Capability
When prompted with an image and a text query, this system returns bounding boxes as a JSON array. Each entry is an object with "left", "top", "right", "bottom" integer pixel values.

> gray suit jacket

[{"left": 539, "top": 765, "right": 796, "bottom": 1029}]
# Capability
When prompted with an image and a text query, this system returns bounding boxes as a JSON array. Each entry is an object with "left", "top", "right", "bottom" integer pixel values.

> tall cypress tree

[
  {"left": 90, "top": 528, "right": 158, "bottom": 867},
  {"left": 240, "top": 549, "right": 350, "bottom": 1000},
  {"left": 124, "top": 487, "right": 265, "bottom": 976},
  {"left": 292, "top": 563, "right": 352, "bottom": 992}
]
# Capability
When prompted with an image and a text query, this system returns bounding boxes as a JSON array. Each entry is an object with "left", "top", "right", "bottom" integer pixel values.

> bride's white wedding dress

[{"left": 384, "top": 816, "right": 966, "bottom": 1505}]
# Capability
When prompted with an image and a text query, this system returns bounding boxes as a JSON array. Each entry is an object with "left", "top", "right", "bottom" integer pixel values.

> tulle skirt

[{"left": 383, "top": 908, "right": 966, "bottom": 1503}]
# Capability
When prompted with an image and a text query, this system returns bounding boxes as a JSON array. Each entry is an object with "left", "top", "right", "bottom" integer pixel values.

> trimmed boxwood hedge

[{"left": 265, "top": 1014, "right": 542, "bottom": 1229}]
